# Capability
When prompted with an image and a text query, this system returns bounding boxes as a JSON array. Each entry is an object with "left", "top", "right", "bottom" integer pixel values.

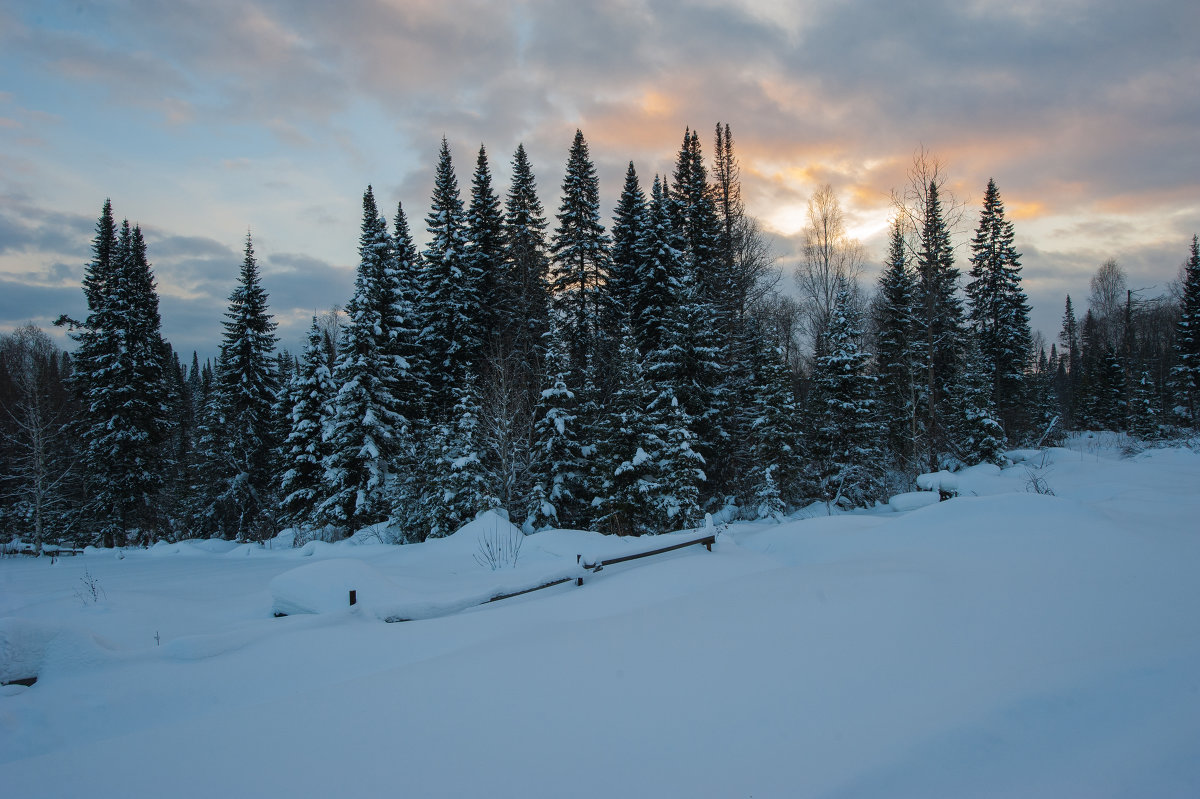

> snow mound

[
  {"left": 0, "top": 618, "right": 121, "bottom": 684},
  {"left": 446, "top": 509, "right": 525, "bottom": 548},
  {"left": 0, "top": 617, "right": 58, "bottom": 683},
  {"left": 888, "top": 491, "right": 941, "bottom": 512},
  {"left": 148, "top": 538, "right": 243, "bottom": 556},
  {"left": 269, "top": 559, "right": 400, "bottom": 617}
]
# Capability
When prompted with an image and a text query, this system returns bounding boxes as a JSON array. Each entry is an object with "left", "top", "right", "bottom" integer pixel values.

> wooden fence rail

[{"left": 385, "top": 531, "right": 718, "bottom": 622}]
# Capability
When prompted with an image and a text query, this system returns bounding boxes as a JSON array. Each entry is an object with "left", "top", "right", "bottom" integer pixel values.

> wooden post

[{"left": 349, "top": 590, "right": 357, "bottom": 606}]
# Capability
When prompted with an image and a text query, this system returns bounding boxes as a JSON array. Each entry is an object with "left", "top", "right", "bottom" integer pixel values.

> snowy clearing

[{"left": 2, "top": 439, "right": 1199, "bottom": 798}]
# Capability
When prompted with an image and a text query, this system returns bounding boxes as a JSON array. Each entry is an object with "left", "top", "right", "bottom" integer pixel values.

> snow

[
  {"left": 3, "top": 441, "right": 1200, "bottom": 797},
  {"left": 887, "top": 490, "right": 941, "bottom": 512}
]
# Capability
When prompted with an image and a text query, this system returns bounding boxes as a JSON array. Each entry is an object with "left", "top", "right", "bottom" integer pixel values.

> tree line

[{"left": 3, "top": 126, "right": 1198, "bottom": 551}]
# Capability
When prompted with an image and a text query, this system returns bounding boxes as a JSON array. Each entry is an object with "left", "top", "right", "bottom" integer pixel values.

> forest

[{"left": 3, "top": 124, "right": 1199, "bottom": 551}]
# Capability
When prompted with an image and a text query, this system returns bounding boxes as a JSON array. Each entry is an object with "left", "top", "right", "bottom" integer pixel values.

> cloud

[
  {"left": 0, "top": 197, "right": 94, "bottom": 257},
  {"left": 0, "top": 0, "right": 1196, "bottom": 361}
]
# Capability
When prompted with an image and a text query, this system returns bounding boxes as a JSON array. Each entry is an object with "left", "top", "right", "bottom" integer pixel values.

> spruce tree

[
  {"left": 950, "top": 335, "right": 1006, "bottom": 466},
  {"left": 549, "top": 130, "right": 611, "bottom": 377},
  {"left": 875, "top": 219, "right": 919, "bottom": 465},
  {"left": 670, "top": 128, "right": 723, "bottom": 300},
  {"left": 913, "top": 181, "right": 966, "bottom": 471},
  {"left": 500, "top": 143, "right": 552, "bottom": 365},
  {"left": 280, "top": 318, "right": 336, "bottom": 527},
  {"left": 966, "top": 178, "right": 1031, "bottom": 440},
  {"left": 322, "top": 187, "right": 408, "bottom": 529},
  {"left": 1058, "top": 296, "right": 1082, "bottom": 426},
  {"left": 420, "top": 138, "right": 479, "bottom": 419},
  {"left": 1128, "top": 369, "right": 1159, "bottom": 439},
  {"left": 528, "top": 327, "right": 585, "bottom": 530},
  {"left": 1172, "top": 235, "right": 1200, "bottom": 426},
  {"left": 214, "top": 231, "right": 280, "bottom": 540},
  {"left": 589, "top": 328, "right": 658, "bottom": 535},
  {"left": 810, "top": 279, "right": 884, "bottom": 509},
  {"left": 608, "top": 161, "right": 649, "bottom": 328},
  {"left": 389, "top": 201, "right": 427, "bottom": 424},
  {"left": 422, "top": 385, "right": 495, "bottom": 539},
  {"left": 642, "top": 267, "right": 722, "bottom": 512},
  {"left": 632, "top": 175, "right": 686, "bottom": 356},
  {"left": 467, "top": 144, "right": 506, "bottom": 348},
  {"left": 67, "top": 203, "right": 172, "bottom": 545},
  {"left": 745, "top": 335, "right": 803, "bottom": 518},
  {"left": 645, "top": 384, "right": 705, "bottom": 532}
]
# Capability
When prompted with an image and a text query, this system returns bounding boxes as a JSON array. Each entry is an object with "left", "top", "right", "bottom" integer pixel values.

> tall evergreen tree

[
  {"left": 875, "top": 219, "right": 919, "bottom": 465},
  {"left": 500, "top": 143, "right": 552, "bottom": 364},
  {"left": 528, "top": 324, "right": 585, "bottom": 530},
  {"left": 745, "top": 335, "right": 803, "bottom": 519},
  {"left": 712, "top": 122, "right": 743, "bottom": 297},
  {"left": 1172, "top": 235, "right": 1200, "bottom": 426},
  {"left": 913, "top": 181, "right": 966, "bottom": 471},
  {"left": 642, "top": 266, "right": 724, "bottom": 509},
  {"left": 632, "top": 175, "right": 685, "bottom": 356},
  {"left": 949, "top": 334, "right": 1006, "bottom": 466},
  {"left": 322, "top": 187, "right": 408, "bottom": 529},
  {"left": 422, "top": 385, "right": 495, "bottom": 539},
  {"left": 466, "top": 144, "right": 507, "bottom": 349},
  {"left": 608, "top": 161, "right": 649, "bottom": 327},
  {"left": 389, "top": 201, "right": 427, "bottom": 424},
  {"left": 645, "top": 383, "right": 705, "bottom": 532},
  {"left": 1058, "top": 296, "right": 1082, "bottom": 426},
  {"left": 280, "top": 318, "right": 336, "bottom": 527},
  {"left": 66, "top": 203, "right": 172, "bottom": 546},
  {"left": 420, "top": 139, "right": 479, "bottom": 418},
  {"left": 549, "top": 130, "right": 611, "bottom": 377},
  {"left": 670, "top": 128, "right": 725, "bottom": 307},
  {"left": 810, "top": 279, "right": 884, "bottom": 509},
  {"left": 213, "top": 231, "right": 280, "bottom": 540},
  {"left": 966, "top": 178, "right": 1031, "bottom": 440},
  {"left": 589, "top": 328, "right": 658, "bottom": 535}
]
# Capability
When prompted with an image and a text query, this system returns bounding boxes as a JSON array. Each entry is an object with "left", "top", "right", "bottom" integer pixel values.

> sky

[{"left": 1, "top": 0, "right": 1197, "bottom": 360}]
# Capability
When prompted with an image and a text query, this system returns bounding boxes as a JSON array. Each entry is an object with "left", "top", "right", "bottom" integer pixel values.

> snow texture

[{"left": 2, "top": 438, "right": 1199, "bottom": 797}]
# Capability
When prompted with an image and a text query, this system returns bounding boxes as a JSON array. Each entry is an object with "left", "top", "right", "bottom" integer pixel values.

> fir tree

[
  {"left": 645, "top": 385, "right": 705, "bottom": 532},
  {"left": 966, "top": 178, "right": 1031, "bottom": 440},
  {"left": 214, "top": 231, "right": 280, "bottom": 540},
  {"left": 913, "top": 181, "right": 966, "bottom": 471},
  {"left": 322, "top": 187, "right": 408, "bottom": 529},
  {"left": 389, "top": 201, "right": 427, "bottom": 424},
  {"left": 810, "top": 279, "right": 884, "bottom": 509},
  {"left": 875, "top": 219, "right": 919, "bottom": 465},
  {"left": 420, "top": 138, "right": 479, "bottom": 418},
  {"left": 1058, "top": 296, "right": 1082, "bottom": 426},
  {"left": 950, "top": 335, "right": 1006, "bottom": 466},
  {"left": 670, "top": 128, "right": 723, "bottom": 300},
  {"left": 712, "top": 122, "right": 743, "bottom": 292},
  {"left": 746, "top": 336, "right": 803, "bottom": 518},
  {"left": 589, "top": 328, "right": 658, "bottom": 535},
  {"left": 1128, "top": 369, "right": 1159, "bottom": 439},
  {"left": 423, "top": 385, "right": 496, "bottom": 539},
  {"left": 528, "top": 324, "right": 585, "bottom": 530},
  {"left": 608, "top": 161, "right": 649, "bottom": 328},
  {"left": 500, "top": 143, "right": 552, "bottom": 364},
  {"left": 632, "top": 175, "right": 686, "bottom": 356},
  {"left": 1172, "top": 235, "right": 1200, "bottom": 426},
  {"left": 280, "top": 318, "right": 336, "bottom": 527},
  {"left": 549, "top": 130, "right": 611, "bottom": 377},
  {"left": 67, "top": 204, "right": 173, "bottom": 545},
  {"left": 642, "top": 268, "right": 726, "bottom": 508},
  {"left": 466, "top": 144, "right": 507, "bottom": 348}
]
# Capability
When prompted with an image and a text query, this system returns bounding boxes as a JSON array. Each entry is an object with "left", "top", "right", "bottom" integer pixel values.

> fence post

[{"left": 349, "top": 590, "right": 357, "bottom": 606}]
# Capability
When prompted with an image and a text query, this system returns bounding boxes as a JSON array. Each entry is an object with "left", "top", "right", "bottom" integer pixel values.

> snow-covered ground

[{"left": 3, "top": 436, "right": 1199, "bottom": 797}]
